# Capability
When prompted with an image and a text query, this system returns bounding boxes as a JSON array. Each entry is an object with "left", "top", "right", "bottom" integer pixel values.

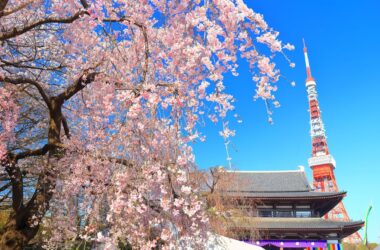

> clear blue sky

[{"left": 193, "top": 0, "right": 380, "bottom": 243}]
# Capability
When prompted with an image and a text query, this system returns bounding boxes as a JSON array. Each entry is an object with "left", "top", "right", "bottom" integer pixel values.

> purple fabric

[{"left": 245, "top": 240, "right": 327, "bottom": 248}]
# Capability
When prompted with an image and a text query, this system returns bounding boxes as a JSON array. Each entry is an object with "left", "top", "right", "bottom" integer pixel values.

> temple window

[
  {"left": 295, "top": 210, "right": 312, "bottom": 218},
  {"left": 256, "top": 208, "right": 313, "bottom": 218},
  {"left": 276, "top": 210, "right": 294, "bottom": 217},
  {"left": 258, "top": 210, "right": 273, "bottom": 217}
]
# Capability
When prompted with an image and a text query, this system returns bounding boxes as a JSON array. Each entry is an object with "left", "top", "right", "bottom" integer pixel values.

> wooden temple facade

[{"left": 207, "top": 167, "right": 364, "bottom": 250}]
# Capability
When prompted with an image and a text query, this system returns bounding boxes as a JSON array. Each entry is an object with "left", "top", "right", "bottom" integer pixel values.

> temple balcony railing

[{"left": 254, "top": 209, "right": 320, "bottom": 218}]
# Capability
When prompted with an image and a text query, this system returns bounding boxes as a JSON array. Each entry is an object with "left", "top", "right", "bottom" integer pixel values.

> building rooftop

[
  {"left": 223, "top": 169, "right": 312, "bottom": 193},
  {"left": 201, "top": 168, "right": 346, "bottom": 200}
]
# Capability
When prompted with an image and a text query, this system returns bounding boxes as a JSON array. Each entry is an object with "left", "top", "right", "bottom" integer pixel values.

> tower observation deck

[{"left": 303, "top": 40, "right": 361, "bottom": 243}]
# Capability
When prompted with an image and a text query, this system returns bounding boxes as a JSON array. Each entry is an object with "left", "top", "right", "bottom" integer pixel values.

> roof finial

[{"left": 303, "top": 39, "right": 314, "bottom": 82}]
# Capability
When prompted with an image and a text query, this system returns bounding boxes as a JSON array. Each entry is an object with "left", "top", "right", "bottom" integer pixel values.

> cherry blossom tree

[
  {"left": 0, "top": 0, "right": 293, "bottom": 249},
  {"left": 193, "top": 167, "right": 261, "bottom": 241}
]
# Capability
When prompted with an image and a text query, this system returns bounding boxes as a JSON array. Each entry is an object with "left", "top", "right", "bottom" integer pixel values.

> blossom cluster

[{"left": 0, "top": 0, "right": 293, "bottom": 248}]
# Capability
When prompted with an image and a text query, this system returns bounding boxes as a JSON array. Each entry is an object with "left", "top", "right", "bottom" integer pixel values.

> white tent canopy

[{"left": 206, "top": 234, "right": 265, "bottom": 250}]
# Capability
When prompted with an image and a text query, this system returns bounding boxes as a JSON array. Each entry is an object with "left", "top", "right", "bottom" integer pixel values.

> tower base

[{"left": 309, "top": 156, "right": 362, "bottom": 243}]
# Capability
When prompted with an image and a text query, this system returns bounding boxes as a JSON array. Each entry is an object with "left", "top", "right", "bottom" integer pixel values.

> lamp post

[{"left": 363, "top": 204, "right": 373, "bottom": 249}]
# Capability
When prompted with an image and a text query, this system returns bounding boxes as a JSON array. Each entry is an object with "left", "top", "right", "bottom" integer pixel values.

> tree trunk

[
  {"left": 0, "top": 228, "right": 27, "bottom": 250},
  {"left": 0, "top": 97, "right": 64, "bottom": 249},
  {"left": 0, "top": 172, "right": 57, "bottom": 249},
  {"left": 0, "top": 212, "right": 31, "bottom": 250}
]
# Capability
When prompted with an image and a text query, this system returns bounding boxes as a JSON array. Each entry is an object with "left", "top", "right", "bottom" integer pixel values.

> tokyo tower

[{"left": 303, "top": 40, "right": 362, "bottom": 243}]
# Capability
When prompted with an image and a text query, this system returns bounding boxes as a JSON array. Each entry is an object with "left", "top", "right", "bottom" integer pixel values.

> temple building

[{"left": 207, "top": 167, "right": 364, "bottom": 250}]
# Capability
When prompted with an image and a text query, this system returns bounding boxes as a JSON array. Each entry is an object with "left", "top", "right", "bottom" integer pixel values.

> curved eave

[
  {"left": 251, "top": 222, "right": 364, "bottom": 232},
  {"left": 247, "top": 192, "right": 346, "bottom": 201},
  {"left": 229, "top": 218, "right": 364, "bottom": 240},
  {"left": 339, "top": 221, "right": 366, "bottom": 239},
  {"left": 220, "top": 191, "right": 347, "bottom": 200}
]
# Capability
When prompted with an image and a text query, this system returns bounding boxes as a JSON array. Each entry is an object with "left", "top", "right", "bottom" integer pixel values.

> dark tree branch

[
  {"left": 140, "top": 24, "right": 149, "bottom": 85},
  {"left": 0, "top": 144, "right": 52, "bottom": 212},
  {"left": 142, "top": 196, "right": 162, "bottom": 214},
  {"left": 11, "top": 144, "right": 52, "bottom": 161},
  {"left": 0, "top": 190, "right": 11, "bottom": 204},
  {"left": 0, "top": 10, "right": 88, "bottom": 41},
  {"left": 92, "top": 155, "right": 133, "bottom": 168},
  {"left": 2, "top": 76, "right": 53, "bottom": 111},
  {"left": 0, "top": 0, "right": 32, "bottom": 18},
  {"left": 167, "top": 173, "right": 179, "bottom": 199},
  {"left": 62, "top": 115, "right": 70, "bottom": 138},
  {"left": 108, "top": 157, "right": 133, "bottom": 168},
  {"left": 0, "top": 145, "right": 53, "bottom": 172},
  {"left": 208, "top": 168, "right": 222, "bottom": 193},
  {"left": 79, "top": 0, "right": 89, "bottom": 9},
  {"left": 57, "top": 72, "right": 98, "bottom": 101},
  {"left": 4, "top": 162, "right": 24, "bottom": 212},
  {"left": 104, "top": 17, "right": 149, "bottom": 85},
  {"left": 0, "top": 0, "right": 8, "bottom": 13},
  {"left": 0, "top": 58, "right": 64, "bottom": 71},
  {"left": 0, "top": 182, "right": 11, "bottom": 192},
  {"left": 19, "top": 167, "right": 56, "bottom": 238}
]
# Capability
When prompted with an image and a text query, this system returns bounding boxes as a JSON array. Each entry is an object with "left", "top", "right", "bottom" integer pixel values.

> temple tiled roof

[
  {"left": 223, "top": 170, "right": 312, "bottom": 192},
  {"left": 218, "top": 169, "right": 346, "bottom": 198},
  {"left": 200, "top": 169, "right": 346, "bottom": 200}
]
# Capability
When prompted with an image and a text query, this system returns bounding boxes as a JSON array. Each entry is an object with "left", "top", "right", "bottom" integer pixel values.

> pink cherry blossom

[{"left": 0, "top": 0, "right": 292, "bottom": 248}]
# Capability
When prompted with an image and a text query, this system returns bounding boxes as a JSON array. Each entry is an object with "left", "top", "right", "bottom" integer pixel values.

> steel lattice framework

[{"left": 303, "top": 40, "right": 361, "bottom": 243}]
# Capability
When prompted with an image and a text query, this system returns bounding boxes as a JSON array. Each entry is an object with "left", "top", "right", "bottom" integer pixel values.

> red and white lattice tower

[{"left": 303, "top": 40, "right": 361, "bottom": 243}]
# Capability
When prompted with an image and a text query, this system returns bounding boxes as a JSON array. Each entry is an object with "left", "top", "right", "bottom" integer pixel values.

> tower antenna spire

[{"left": 303, "top": 39, "right": 314, "bottom": 82}]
